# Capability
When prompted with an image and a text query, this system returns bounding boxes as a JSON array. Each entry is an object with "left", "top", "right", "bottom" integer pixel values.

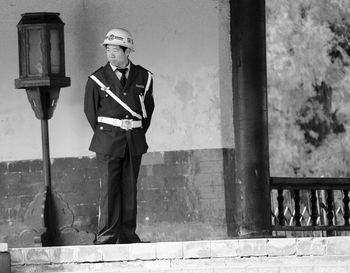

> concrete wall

[
  {"left": 0, "top": 0, "right": 233, "bottom": 161},
  {"left": 0, "top": 0, "right": 235, "bottom": 246}
]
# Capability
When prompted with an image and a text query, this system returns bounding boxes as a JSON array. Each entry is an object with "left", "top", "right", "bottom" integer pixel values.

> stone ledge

[
  {"left": 10, "top": 261, "right": 350, "bottom": 273},
  {"left": 267, "top": 238, "right": 296, "bottom": 256},
  {"left": 327, "top": 236, "right": 350, "bottom": 255},
  {"left": 9, "top": 237, "right": 350, "bottom": 266}
]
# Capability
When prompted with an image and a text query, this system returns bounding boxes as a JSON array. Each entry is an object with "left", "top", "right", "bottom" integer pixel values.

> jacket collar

[
  {"left": 103, "top": 61, "right": 137, "bottom": 91},
  {"left": 109, "top": 61, "right": 131, "bottom": 76}
]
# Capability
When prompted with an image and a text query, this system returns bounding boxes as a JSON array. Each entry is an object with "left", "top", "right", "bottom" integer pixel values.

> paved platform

[{"left": 9, "top": 237, "right": 350, "bottom": 272}]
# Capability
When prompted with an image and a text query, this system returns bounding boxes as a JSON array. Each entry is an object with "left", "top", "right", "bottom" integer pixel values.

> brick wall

[{"left": 0, "top": 148, "right": 235, "bottom": 247}]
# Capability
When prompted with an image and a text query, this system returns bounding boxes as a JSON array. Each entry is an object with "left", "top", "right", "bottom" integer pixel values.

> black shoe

[
  {"left": 93, "top": 236, "right": 117, "bottom": 245},
  {"left": 118, "top": 238, "right": 139, "bottom": 244},
  {"left": 118, "top": 234, "right": 150, "bottom": 244}
]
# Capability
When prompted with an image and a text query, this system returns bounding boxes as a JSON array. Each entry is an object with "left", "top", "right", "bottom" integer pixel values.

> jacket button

[
  {"left": 125, "top": 115, "right": 129, "bottom": 118},
  {"left": 100, "top": 126, "right": 104, "bottom": 130},
  {"left": 123, "top": 92, "right": 127, "bottom": 96}
]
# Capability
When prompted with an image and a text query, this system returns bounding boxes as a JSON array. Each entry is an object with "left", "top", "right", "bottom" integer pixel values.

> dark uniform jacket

[{"left": 84, "top": 62, "right": 154, "bottom": 157}]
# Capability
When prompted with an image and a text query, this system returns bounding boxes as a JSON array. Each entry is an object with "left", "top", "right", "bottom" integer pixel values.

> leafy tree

[
  {"left": 297, "top": 81, "right": 345, "bottom": 148},
  {"left": 266, "top": 0, "right": 350, "bottom": 177}
]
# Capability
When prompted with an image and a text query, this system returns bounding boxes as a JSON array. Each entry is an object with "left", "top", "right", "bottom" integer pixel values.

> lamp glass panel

[
  {"left": 50, "top": 29, "right": 60, "bottom": 74},
  {"left": 28, "top": 28, "right": 43, "bottom": 75}
]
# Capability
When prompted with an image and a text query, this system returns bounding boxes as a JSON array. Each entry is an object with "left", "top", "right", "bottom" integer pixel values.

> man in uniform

[{"left": 84, "top": 28, "right": 154, "bottom": 244}]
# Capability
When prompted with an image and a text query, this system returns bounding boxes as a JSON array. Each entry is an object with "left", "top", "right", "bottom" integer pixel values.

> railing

[{"left": 270, "top": 177, "right": 350, "bottom": 236}]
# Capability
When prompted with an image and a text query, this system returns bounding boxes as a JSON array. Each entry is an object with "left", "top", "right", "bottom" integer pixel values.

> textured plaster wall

[{"left": 0, "top": 0, "right": 233, "bottom": 161}]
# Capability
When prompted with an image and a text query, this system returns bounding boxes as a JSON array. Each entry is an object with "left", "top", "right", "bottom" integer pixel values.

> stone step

[
  {"left": 20, "top": 266, "right": 350, "bottom": 273},
  {"left": 9, "top": 237, "right": 350, "bottom": 273}
]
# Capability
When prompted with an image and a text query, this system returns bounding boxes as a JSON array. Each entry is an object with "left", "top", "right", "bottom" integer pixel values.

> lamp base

[{"left": 23, "top": 186, "right": 49, "bottom": 246}]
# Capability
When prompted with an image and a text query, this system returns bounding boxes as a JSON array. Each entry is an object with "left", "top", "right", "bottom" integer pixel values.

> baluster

[
  {"left": 343, "top": 190, "right": 350, "bottom": 226},
  {"left": 277, "top": 189, "right": 284, "bottom": 226},
  {"left": 310, "top": 189, "right": 318, "bottom": 226},
  {"left": 326, "top": 190, "right": 334, "bottom": 226},
  {"left": 294, "top": 189, "right": 301, "bottom": 226}
]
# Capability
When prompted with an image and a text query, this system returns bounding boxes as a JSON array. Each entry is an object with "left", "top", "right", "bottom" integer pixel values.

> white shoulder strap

[
  {"left": 139, "top": 72, "right": 153, "bottom": 119},
  {"left": 144, "top": 72, "right": 152, "bottom": 96},
  {"left": 89, "top": 74, "right": 142, "bottom": 120}
]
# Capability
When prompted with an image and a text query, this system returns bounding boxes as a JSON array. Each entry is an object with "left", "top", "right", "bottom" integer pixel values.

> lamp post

[{"left": 14, "top": 12, "right": 70, "bottom": 246}]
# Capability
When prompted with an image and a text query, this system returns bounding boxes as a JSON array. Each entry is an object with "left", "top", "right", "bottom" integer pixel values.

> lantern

[
  {"left": 15, "top": 12, "right": 70, "bottom": 119},
  {"left": 14, "top": 12, "right": 71, "bottom": 246}
]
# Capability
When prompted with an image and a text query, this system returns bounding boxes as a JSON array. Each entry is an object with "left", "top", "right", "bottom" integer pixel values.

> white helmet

[{"left": 102, "top": 28, "right": 135, "bottom": 51}]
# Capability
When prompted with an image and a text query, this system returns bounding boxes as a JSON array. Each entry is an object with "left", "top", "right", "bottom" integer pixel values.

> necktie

[{"left": 116, "top": 68, "right": 128, "bottom": 87}]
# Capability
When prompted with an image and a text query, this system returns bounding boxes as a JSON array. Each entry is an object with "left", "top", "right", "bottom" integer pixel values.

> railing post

[
  {"left": 326, "top": 190, "right": 334, "bottom": 226},
  {"left": 326, "top": 189, "right": 335, "bottom": 236},
  {"left": 310, "top": 189, "right": 318, "bottom": 226},
  {"left": 230, "top": 0, "right": 271, "bottom": 236},
  {"left": 294, "top": 190, "right": 301, "bottom": 226},
  {"left": 277, "top": 189, "right": 284, "bottom": 226},
  {"left": 343, "top": 190, "right": 350, "bottom": 226}
]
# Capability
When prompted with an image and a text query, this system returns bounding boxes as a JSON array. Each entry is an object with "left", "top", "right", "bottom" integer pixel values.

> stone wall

[{"left": 0, "top": 148, "right": 235, "bottom": 247}]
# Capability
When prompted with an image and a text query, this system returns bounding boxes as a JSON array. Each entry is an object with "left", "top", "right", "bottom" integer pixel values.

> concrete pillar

[{"left": 230, "top": 0, "right": 271, "bottom": 236}]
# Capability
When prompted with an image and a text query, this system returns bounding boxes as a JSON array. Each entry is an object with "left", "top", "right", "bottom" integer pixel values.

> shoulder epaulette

[
  {"left": 90, "top": 66, "right": 104, "bottom": 77},
  {"left": 135, "top": 64, "right": 153, "bottom": 75}
]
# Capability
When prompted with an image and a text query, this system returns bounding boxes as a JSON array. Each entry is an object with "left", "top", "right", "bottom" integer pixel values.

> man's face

[{"left": 106, "top": 44, "right": 129, "bottom": 67}]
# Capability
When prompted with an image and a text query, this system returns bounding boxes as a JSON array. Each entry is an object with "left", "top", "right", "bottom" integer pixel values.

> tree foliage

[{"left": 266, "top": 0, "right": 350, "bottom": 177}]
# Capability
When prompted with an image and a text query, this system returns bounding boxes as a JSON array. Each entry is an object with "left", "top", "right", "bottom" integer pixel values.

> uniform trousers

[{"left": 95, "top": 144, "right": 142, "bottom": 244}]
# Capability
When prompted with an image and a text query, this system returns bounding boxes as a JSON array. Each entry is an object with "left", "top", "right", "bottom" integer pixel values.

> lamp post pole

[{"left": 41, "top": 119, "right": 51, "bottom": 189}]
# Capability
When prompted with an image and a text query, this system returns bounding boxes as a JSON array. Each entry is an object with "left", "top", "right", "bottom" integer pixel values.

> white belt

[{"left": 97, "top": 116, "right": 142, "bottom": 130}]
